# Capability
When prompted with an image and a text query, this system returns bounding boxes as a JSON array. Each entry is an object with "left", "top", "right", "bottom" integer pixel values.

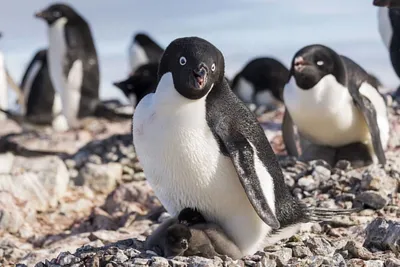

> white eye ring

[
  {"left": 317, "top": 60, "right": 324, "bottom": 66},
  {"left": 211, "top": 63, "right": 216, "bottom": 72},
  {"left": 179, "top": 56, "right": 187, "bottom": 66}
]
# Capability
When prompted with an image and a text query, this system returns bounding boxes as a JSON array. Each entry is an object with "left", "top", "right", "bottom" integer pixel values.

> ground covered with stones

[{"left": 0, "top": 102, "right": 399, "bottom": 267}]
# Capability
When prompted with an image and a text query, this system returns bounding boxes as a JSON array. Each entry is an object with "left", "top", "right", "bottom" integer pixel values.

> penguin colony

[{"left": 0, "top": 1, "right": 398, "bottom": 259}]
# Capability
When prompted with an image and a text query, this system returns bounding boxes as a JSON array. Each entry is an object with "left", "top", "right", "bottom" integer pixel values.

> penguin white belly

[
  {"left": 235, "top": 77, "right": 254, "bottom": 103},
  {"left": 129, "top": 41, "right": 148, "bottom": 74},
  {"left": 284, "top": 75, "right": 369, "bottom": 147},
  {"left": 48, "top": 18, "right": 82, "bottom": 128},
  {"left": 133, "top": 73, "right": 271, "bottom": 256},
  {"left": 0, "top": 52, "right": 7, "bottom": 120}
]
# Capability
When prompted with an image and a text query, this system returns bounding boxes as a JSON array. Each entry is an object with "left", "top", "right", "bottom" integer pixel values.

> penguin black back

[{"left": 20, "top": 49, "right": 55, "bottom": 125}]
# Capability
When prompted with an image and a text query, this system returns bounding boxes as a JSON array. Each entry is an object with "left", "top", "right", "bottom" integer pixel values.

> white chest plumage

[
  {"left": 284, "top": 75, "right": 368, "bottom": 147},
  {"left": 133, "top": 73, "right": 271, "bottom": 255},
  {"left": 378, "top": 7, "right": 392, "bottom": 50},
  {"left": 284, "top": 75, "right": 389, "bottom": 152},
  {"left": 47, "top": 18, "right": 82, "bottom": 128},
  {"left": 0, "top": 52, "right": 7, "bottom": 120}
]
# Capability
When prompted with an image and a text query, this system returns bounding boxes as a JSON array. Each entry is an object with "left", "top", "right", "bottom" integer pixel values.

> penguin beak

[
  {"left": 0, "top": 32, "right": 2, "bottom": 39},
  {"left": 192, "top": 63, "right": 208, "bottom": 90},
  {"left": 293, "top": 56, "right": 308, "bottom": 72},
  {"left": 180, "top": 239, "right": 188, "bottom": 250},
  {"left": 35, "top": 10, "right": 48, "bottom": 20}
]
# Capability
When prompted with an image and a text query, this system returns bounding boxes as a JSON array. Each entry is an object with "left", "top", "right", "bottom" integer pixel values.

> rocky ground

[{"left": 0, "top": 102, "right": 399, "bottom": 267}]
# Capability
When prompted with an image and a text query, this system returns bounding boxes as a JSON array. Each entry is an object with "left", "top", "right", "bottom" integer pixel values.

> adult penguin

[{"left": 133, "top": 37, "right": 355, "bottom": 256}]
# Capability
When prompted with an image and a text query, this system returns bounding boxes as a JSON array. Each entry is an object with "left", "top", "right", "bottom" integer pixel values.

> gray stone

[
  {"left": 0, "top": 191, "right": 25, "bottom": 233},
  {"left": 355, "top": 191, "right": 388, "bottom": 210},
  {"left": 332, "top": 253, "right": 347, "bottom": 267},
  {"left": 298, "top": 176, "right": 319, "bottom": 191},
  {"left": 304, "top": 237, "right": 335, "bottom": 256},
  {"left": 151, "top": 256, "right": 169, "bottom": 267},
  {"left": 361, "top": 168, "right": 398, "bottom": 197},
  {"left": 0, "top": 153, "right": 14, "bottom": 173},
  {"left": 291, "top": 246, "right": 313, "bottom": 258},
  {"left": 79, "top": 163, "right": 122, "bottom": 194},
  {"left": 364, "top": 260, "right": 384, "bottom": 267},
  {"left": 267, "top": 247, "right": 292, "bottom": 266},
  {"left": 364, "top": 218, "right": 400, "bottom": 253},
  {"left": 384, "top": 258, "right": 400, "bottom": 267},
  {"left": 312, "top": 165, "right": 332, "bottom": 182}
]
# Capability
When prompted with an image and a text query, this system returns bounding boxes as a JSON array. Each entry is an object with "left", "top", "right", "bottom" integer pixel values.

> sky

[{"left": 0, "top": 0, "right": 397, "bottom": 105}]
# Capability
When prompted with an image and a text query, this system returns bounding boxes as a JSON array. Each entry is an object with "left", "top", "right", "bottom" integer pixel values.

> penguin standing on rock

[
  {"left": 283, "top": 44, "right": 389, "bottom": 168},
  {"left": 133, "top": 37, "right": 356, "bottom": 257},
  {"left": 35, "top": 4, "right": 131, "bottom": 129},
  {"left": 231, "top": 57, "right": 289, "bottom": 114},
  {"left": 128, "top": 33, "right": 164, "bottom": 75},
  {"left": 17, "top": 49, "right": 68, "bottom": 131}
]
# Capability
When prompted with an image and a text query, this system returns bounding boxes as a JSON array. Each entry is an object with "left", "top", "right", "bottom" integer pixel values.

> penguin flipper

[
  {"left": 349, "top": 91, "right": 386, "bottom": 165},
  {"left": 215, "top": 123, "right": 280, "bottom": 229},
  {"left": 282, "top": 109, "right": 299, "bottom": 157}
]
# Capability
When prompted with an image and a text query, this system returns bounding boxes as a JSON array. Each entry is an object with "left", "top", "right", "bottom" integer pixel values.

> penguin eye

[
  {"left": 316, "top": 60, "right": 324, "bottom": 66},
  {"left": 127, "top": 85, "right": 133, "bottom": 90},
  {"left": 179, "top": 56, "right": 187, "bottom": 66},
  {"left": 211, "top": 63, "right": 216, "bottom": 72},
  {"left": 53, "top": 11, "right": 61, "bottom": 17}
]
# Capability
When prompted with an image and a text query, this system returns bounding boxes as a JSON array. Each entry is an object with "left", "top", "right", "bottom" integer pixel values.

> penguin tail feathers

[
  {"left": 93, "top": 103, "right": 132, "bottom": 121},
  {"left": 305, "top": 205, "right": 360, "bottom": 222}
]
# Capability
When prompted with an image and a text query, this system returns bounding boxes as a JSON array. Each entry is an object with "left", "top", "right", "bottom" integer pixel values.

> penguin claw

[{"left": 305, "top": 206, "right": 360, "bottom": 222}]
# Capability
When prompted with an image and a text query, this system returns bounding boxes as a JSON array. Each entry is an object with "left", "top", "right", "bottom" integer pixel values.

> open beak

[
  {"left": 192, "top": 63, "right": 208, "bottom": 89},
  {"left": 293, "top": 56, "right": 309, "bottom": 72}
]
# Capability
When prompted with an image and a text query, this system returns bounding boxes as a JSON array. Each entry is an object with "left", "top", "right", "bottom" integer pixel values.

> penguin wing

[
  {"left": 348, "top": 84, "right": 386, "bottom": 165},
  {"left": 282, "top": 109, "right": 299, "bottom": 157},
  {"left": 215, "top": 120, "right": 280, "bottom": 229}
]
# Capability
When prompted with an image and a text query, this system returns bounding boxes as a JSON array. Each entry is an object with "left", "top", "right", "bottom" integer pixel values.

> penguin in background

[
  {"left": 113, "top": 62, "right": 159, "bottom": 107},
  {"left": 35, "top": 3, "right": 131, "bottom": 130},
  {"left": 376, "top": 0, "right": 400, "bottom": 98},
  {"left": 230, "top": 57, "right": 289, "bottom": 115},
  {"left": 0, "top": 33, "right": 7, "bottom": 121},
  {"left": 128, "top": 33, "right": 164, "bottom": 75},
  {"left": 133, "top": 37, "right": 356, "bottom": 257},
  {"left": 282, "top": 44, "right": 389, "bottom": 168},
  {"left": 19, "top": 49, "right": 68, "bottom": 131},
  {"left": 374, "top": 0, "right": 400, "bottom": 8}
]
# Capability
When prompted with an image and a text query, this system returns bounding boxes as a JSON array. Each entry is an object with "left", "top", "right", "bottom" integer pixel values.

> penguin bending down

[
  {"left": 128, "top": 33, "right": 164, "bottom": 75},
  {"left": 283, "top": 44, "right": 389, "bottom": 168},
  {"left": 145, "top": 208, "right": 242, "bottom": 259},
  {"left": 133, "top": 37, "right": 356, "bottom": 257},
  {"left": 231, "top": 57, "right": 289, "bottom": 114},
  {"left": 113, "top": 62, "right": 158, "bottom": 107}
]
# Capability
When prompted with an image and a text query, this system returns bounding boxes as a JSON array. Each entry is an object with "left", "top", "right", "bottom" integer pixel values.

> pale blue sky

[{"left": 0, "top": 0, "right": 396, "bottom": 104}]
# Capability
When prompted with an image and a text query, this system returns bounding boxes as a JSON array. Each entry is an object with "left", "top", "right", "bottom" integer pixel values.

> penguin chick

[{"left": 146, "top": 208, "right": 242, "bottom": 259}]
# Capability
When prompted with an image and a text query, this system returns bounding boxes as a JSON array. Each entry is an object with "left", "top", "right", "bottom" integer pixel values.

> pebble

[
  {"left": 304, "top": 237, "right": 335, "bottom": 256},
  {"left": 355, "top": 191, "right": 388, "bottom": 210}
]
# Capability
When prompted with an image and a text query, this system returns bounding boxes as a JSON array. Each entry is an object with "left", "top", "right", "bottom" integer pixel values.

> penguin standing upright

[
  {"left": 128, "top": 33, "right": 164, "bottom": 75},
  {"left": 35, "top": 3, "right": 100, "bottom": 129},
  {"left": 231, "top": 57, "right": 289, "bottom": 114},
  {"left": 19, "top": 49, "right": 68, "bottom": 131},
  {"left": 282, "top": 44, "right": 389, "bottom": 168},
  {"left": 133, "top": 37, "right": 354, "bottom": 257}
]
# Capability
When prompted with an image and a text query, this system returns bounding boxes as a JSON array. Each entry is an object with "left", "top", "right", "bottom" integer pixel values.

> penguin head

[
  {"left": 373, "top": 0, "right": 400, "bottom": 8},
  {"left": 35, "top": 3, "right": 80, "bottom": 25},
  {"left": 165, "top": 224, "right": 192, "bottom": 254},
  {"left": 158, "top": 37, "right": 225, "bottom": 100},
  {"left": 290, "top": 44, "right": 345, "bottom": 90},
  {"left": 113, "top": 63, "right": 158, "bottom": 106}
]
